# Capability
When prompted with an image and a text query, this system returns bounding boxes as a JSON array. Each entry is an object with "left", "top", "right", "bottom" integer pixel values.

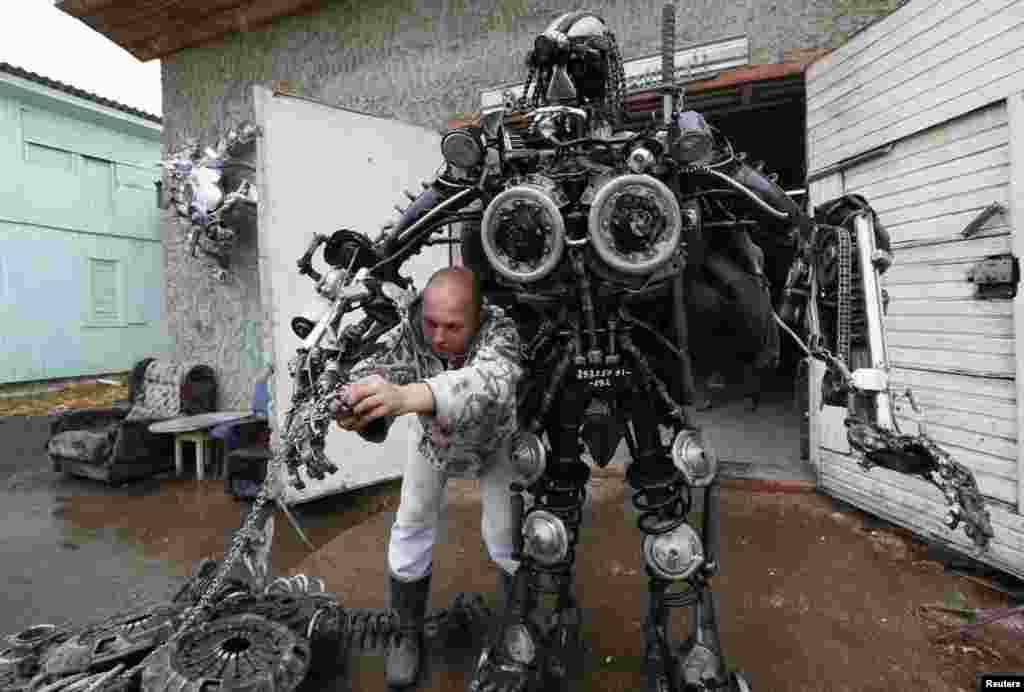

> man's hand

[
  {"left": 335, "top": 377, "right": 435, "bottom": 432},
  {"left": 334, "top": 374, "right": 392, "bottom": 432},
  {"left": 350, "top": 380, "right": 408, "bottom": 423}
]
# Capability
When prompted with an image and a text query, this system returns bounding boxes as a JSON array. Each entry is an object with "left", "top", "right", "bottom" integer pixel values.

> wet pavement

[
  {"left": 0, "top": 415, "right": 395, "bottom": 635},
  {"left": 0, "top": 415, "right": 183, "bottom": 633}
]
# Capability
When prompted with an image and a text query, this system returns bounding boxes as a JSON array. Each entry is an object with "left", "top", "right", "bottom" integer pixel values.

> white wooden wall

[
  {"left": 807, "top": 0, "right": 1024, "bottom": 173},
  {"left": 254, "top": 86, "right": 450, "bottom": 505},
  {"left": 806, "top": 0, "right": 1024, "bottom": 577}
]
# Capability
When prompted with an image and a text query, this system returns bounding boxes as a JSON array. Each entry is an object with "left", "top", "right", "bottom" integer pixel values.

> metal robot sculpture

[
  {"left": 160, "top": 122, "right": 261, "bottom": 282},
  {"left": 128, "top": 6, "right": 993, "bottom": 692}
]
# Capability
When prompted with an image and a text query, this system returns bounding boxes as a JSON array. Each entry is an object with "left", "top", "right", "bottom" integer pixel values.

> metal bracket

[
  {"left": 960, "top": 202, "right": 1004, "bottom": 238},
  {"left": 967, "top": 253, "right": 1019, "bottom": 299}
]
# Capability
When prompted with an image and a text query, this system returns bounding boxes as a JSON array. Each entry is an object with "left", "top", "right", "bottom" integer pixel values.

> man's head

[{"left": 421, "top": 267, "right": 482, "bottom": 356}]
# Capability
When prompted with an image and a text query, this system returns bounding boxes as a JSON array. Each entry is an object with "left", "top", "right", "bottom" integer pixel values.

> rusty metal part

[
  {"left": 0, "top": 624, "right": 71, "bottom": 688},
  {"left": 140, "top": 614, "right": 309, "bottom": 692},
  {"left": 41, "top": 605, "right": 186, "bottom": 678},
  {"left": 264, "top": 575, "right": 325, "bottom": 597},
  {"left": 846, "top": 419, "right": 994, "bottom": 551},
  {"left": 209, "top": 593, "right": 342, "bottom": 681}
]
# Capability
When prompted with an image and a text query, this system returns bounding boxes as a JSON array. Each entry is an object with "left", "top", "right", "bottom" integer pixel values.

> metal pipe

[
  {"left": 671, "top": 269, "right": 697, "bottom": 408},
  {"left": 372, "top": 187, "right": 478, "bottom": 271},
  {"left": 703, "top": 480, "right": 721, "bottom": 574},
  {"left": 662, "top": 3, "right": 676, "bottom": 127},
  {"left": 853, "top": 212, "right": 894, "bottom": 429},
  {"left": 691, "top": 167, "right": 792, "bottom": 221}
]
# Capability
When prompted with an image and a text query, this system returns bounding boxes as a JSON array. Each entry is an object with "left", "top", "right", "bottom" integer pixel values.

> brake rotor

[{"left": 141, "top": 614, "right": 310, "bottom": 692}]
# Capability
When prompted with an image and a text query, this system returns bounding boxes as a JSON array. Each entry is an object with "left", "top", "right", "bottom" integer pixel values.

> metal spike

[
  {"left": 421, "top": 181, "right": 431, "bottom": 189},
  {"left": 404, "top": 189, "right": 418, "bottom": 201},
  {"left": 394, "top": 205, "right": 407, "bottom": 215}
]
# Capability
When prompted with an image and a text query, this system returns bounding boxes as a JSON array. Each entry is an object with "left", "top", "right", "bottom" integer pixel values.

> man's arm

[{"left": 398, "top": 382, "right": 436, "bottom": 415}]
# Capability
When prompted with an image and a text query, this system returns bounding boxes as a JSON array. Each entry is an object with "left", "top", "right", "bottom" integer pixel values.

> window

[{"left": 89, "top": 258, "right": 120, "bottom": 324}]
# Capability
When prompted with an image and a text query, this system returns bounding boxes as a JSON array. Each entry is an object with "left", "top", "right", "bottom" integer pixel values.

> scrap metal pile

[{"left": 0, "top": 530, "right": 491, "bottom": 692}]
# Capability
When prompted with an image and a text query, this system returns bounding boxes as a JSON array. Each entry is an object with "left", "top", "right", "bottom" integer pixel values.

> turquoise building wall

[{"left": 0, "top": 68, "right": 167, "bottom": 383}]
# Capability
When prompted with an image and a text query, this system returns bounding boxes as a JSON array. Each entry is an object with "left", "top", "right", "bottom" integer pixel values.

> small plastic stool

[{"left": 174, "top": 430, "right": 224, "bottom": 480}]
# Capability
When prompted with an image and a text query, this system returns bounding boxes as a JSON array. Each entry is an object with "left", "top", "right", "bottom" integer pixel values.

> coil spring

[
  {"left": 342, "top": 594, "right": 492, "bottom": 652},
  {"left": 524, "top": 475, "right": 588, "bottom": 592},
  {"left": 631, "top": 472, "right": 691, "bottom": 537},
  {"left": 343, "top": 609, "right": 398, "bottom": 651}
]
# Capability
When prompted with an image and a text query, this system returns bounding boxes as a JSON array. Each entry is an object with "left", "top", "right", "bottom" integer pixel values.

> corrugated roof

[{"left": 0, "top": 62, "right": 162, "bottom": 125}]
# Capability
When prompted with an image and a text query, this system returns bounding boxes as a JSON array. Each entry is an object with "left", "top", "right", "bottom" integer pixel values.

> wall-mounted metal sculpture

[{"left": 160, "top": 122, "right": 261, "bottom": 282}]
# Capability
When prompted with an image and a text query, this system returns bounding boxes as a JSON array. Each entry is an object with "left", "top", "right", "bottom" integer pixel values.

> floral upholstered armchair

[{"left": 47, "top": 358, "right": 217, "bottom": 484}]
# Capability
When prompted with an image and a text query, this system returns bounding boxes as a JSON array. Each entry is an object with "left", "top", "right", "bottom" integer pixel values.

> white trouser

[{"left": 388, "top": 434, "right": 521, "bottom": 582}]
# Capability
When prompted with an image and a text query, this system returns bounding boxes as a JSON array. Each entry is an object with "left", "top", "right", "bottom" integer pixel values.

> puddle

[{"left": 56, "top": 478, "right": 401, "bottom": 577}]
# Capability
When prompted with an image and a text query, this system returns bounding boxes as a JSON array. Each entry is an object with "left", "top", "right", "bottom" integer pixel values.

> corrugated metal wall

[
  {"left": 806, "top": 0, "right": 1024, "bottom": 577},
  {"left": 0, "top": 77, "right": 168, "bottom": 383}
]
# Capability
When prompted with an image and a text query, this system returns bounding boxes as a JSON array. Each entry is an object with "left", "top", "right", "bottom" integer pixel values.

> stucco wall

[{"left": 159, "top": 0, "right": 904, "bottom": 408}]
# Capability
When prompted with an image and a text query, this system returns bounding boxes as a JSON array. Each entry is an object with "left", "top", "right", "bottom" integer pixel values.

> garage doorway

[{"left": 626, "top": 69, "right": 813, "bottom": 481}]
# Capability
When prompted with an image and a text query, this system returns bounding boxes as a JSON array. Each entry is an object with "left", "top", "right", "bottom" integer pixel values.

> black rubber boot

[
  {"left": 386, "top": 571, "right": 431, "bottom": 689},
  {"left": 494, "top": 568, "right": 516, "bottom": 616}
]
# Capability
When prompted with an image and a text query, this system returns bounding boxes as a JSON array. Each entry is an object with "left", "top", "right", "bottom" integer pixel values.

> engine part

[
  {"left": 587, "top": 174, "right": 682, "bottom": 276},
  {"left": 481, "top": 184, "right": 567, "bottom": 283},
  {"left": 441, "top": 129, "right": 486, "bottom": 168},
  {"left": 0, "top": 624, "right": 70, "bottom": 689},
  {"left": 642, "top": 520, "right": 704, "bottom": 581},
  {"left": 626, "top": 145, "right": 655, "bottom": 173},
  {"left": 522, "top": 509, "right": 571, "bottom": 566},
  {"left": 504, "top": 430, "right": 548, "bottom": 487},
  {"left": 671, "top": 428, "right": 717, "bottom": 487},
  {"left": 678, "top": 641, "right": 720, "bottom": 687},
  {"left": 671, "top": 111, "right": 716, "bottom": 164},
  {"left": 42, "top": 605, "right": 186, "bottom": 678},
  {"left": 208, "top": 592, "right": 342, "bottom": 682},
  {"left": 502, "top": 624, "right": 538, "bottom": 665},
  {"left": 290, "top": 293, "right": 336, "bottom": 342},
  {"left": 141, "top": 614, "right": 310, "bottom": 692},
  {"left": 264, "top": 575, "right": 326, "bottom": 596}
]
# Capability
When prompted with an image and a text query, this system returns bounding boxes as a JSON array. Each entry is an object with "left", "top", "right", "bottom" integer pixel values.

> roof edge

[{"left": 0, "top": 62, "right": 161, "bottom": 125}]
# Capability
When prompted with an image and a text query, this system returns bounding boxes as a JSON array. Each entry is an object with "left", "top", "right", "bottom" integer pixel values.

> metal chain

[
  {"left": 606, "top": 31, "right": 627, "bottom": 126},
  {"left": 113, "top": 456, "right": 285, "bottom": 687},
  {"left": 517, "top": 65, "right": 536, "bottom": 111},
  {"left": 836, "top": 227, "right": 852, "bottom": 366}
]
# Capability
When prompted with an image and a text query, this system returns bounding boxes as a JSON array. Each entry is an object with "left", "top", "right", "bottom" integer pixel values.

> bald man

[{"left": 336, "top": 266, "right": 524, "bottom": 688}]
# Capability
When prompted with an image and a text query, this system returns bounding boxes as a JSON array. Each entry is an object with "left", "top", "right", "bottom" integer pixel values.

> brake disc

[{"left": 141, "top": 614, "right": 310, "bottom": 692}]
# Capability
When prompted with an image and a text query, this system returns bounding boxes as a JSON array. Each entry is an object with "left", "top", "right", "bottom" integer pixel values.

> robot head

[{"left": 525, "top": 11, "right": 625, "bottom": 115}]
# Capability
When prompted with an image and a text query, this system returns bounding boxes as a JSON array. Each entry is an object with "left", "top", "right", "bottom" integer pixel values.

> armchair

[{"left": 47, "top": 358, "right": 217, "bottom": 484}]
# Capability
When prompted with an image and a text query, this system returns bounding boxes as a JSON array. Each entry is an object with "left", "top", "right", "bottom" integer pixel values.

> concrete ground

[
  {"left": 2, "top": 394, "right": 1020, "bottom": 691},
  {"left": 0, "top": 416, "right": 187, "bottom": 633}
]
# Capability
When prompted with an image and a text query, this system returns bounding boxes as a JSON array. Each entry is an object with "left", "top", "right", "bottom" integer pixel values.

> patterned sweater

[{"left": 346, "top": 293, "right": 523, "bottom": 478}]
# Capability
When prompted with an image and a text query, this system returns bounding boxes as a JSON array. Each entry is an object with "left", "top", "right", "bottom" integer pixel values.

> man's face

[{"left": 422, "top": 283, "right": 477, "bottom": 357}]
